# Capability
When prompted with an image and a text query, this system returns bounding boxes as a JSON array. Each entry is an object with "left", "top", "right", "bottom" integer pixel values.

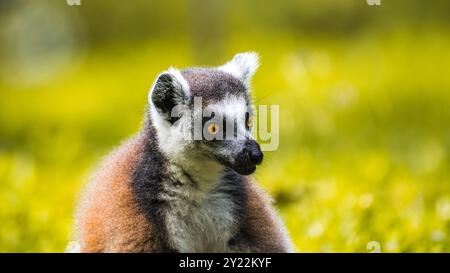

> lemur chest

[{"left": 162, "top": 178, "right": 238, "bottom": 252}]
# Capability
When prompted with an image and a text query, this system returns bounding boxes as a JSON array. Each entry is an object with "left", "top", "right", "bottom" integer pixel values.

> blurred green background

[{"left": 1, "top": 0, "right": 450, "bottom": 252}]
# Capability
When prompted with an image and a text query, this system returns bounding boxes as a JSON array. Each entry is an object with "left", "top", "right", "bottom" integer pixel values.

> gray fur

[{"left": 182, "top": 68, "right": 250, "bottom": 104}]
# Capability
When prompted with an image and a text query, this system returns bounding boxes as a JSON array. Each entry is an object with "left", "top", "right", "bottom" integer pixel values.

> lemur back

[{"left": 75, "top": 53, "right": 293, "bottom": 252}]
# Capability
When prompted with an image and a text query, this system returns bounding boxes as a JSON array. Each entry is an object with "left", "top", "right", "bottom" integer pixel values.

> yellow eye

[
  {"left": 246, "top": 116, "right": 253, "bottom": 128},
  {"left": 208, "top": 123, "right": 219, "bottom": 135}
]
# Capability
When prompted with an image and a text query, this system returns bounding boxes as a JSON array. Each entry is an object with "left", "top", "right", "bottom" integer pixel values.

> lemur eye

[
  {"left": 208, "top": 123, "right": 219, "bottom": 135},
  {"left": 246, "top": 114, "right": 253, "bottom": 129}
]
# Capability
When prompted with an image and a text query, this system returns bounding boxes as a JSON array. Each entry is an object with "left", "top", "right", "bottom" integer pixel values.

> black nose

[{"left": 246, "top": 140, "right": 263, "bottom": 165}]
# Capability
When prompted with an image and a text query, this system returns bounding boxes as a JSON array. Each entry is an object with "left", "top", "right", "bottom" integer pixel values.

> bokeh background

[{"left": 1, "top": 0, "right": 450, "bottom": 252}]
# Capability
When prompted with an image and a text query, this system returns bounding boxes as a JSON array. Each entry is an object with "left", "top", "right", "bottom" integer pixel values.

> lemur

[{"left": 75, "top": 53, "right": 293, "bottom": 252}]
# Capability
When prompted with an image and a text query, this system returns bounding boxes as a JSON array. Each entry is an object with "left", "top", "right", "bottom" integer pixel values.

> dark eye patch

[
  {"left": 202, "top": 111, "right": 216, "bottom": 126},
  {"left": 200, "top": 110, "right": 251, "bottom": 141},
  {"left": 245, "top": 112, "right": 250, "bottom": 129}
]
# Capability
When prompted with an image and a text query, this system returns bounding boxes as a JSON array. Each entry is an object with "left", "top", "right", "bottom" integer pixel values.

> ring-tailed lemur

[{"left": 75, "top": 52, "right": 293, "bottom": 252}]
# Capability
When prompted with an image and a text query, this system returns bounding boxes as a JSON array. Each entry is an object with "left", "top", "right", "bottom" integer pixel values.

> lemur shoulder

[{"left": 75, "top": 53, "right": 293, "bottom": 252}]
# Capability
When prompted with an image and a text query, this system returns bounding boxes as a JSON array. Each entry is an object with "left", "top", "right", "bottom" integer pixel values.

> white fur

[
  {"left": 149, "top": 68, "right": 192, "bottom": 160},
  {"left": 218, "top": 52, "right": 259, "bottom": 88},
  {"left": 150, "top": 105, "right": 192, "bottom": 160},
  {"left": 162, "top": 162, "right": 236, "bottom": 252},
  {"left": 166, "top": 67, "right": 191, "bottom": 97}
]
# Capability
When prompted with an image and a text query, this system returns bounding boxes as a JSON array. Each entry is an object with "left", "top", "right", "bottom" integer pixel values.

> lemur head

[{"left": 149, "top": 52, "right": 263, "bottom": 176}]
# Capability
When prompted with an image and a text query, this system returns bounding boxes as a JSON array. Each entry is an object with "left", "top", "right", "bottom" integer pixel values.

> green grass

[{"left": 1, "top": 30, "right": 449, "bottom": 252}]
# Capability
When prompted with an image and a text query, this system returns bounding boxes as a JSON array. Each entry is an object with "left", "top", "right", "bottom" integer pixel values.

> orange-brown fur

[
  {"left": 77, "top": 134, "right": 158, "bottom": 252},
  {"left": 240, "top": 178, "right": 291, "bottom": 252}
]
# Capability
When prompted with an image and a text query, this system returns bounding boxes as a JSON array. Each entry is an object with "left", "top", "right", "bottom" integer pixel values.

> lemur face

[{"left": 149, "top": 53, "right": 263, "bottom": 175}]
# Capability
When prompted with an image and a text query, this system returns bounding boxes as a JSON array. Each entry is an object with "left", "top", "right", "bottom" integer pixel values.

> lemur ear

[
  {"left": 149, "top": 68, "right": 190, "bottom": 123},
  {"left": 218, "top": 52, "right": 259, "bottom": 88}
]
